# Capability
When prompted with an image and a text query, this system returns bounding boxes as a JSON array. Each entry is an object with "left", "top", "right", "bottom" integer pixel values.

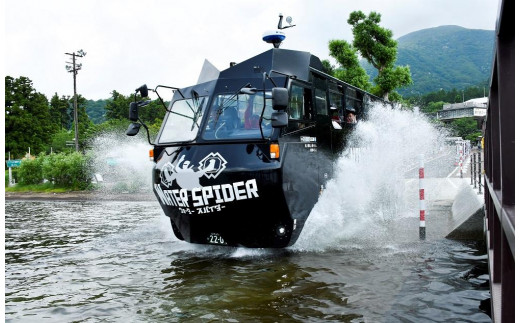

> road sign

[{"left": 6, "top": 160, "right": 22, "bottom": 168}]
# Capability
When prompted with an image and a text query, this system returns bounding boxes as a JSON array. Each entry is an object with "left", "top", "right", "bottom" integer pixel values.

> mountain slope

[{"left": 362, "top": 25, "right": 494, "bottom": 96}]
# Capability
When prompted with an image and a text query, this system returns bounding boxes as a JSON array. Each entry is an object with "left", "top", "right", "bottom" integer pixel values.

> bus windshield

[
  {"left": 157, "top": 96, "right": 208, "bottom": 143},
  {"left": 202, "top": 92, "right": 274, "bottom": 140}
]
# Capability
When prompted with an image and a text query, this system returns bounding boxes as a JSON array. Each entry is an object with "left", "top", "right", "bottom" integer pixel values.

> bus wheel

[{"left": 170, "top": 218, "right": 184, "bottom": 241}]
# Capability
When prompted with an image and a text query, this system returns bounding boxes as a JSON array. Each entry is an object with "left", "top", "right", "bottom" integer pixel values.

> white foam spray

[
  {"left": 89, "top": 132, "right": 154, "bottom": 194},
  {"left": 293, "top": 103, "right": 450, "bottom": 252}
]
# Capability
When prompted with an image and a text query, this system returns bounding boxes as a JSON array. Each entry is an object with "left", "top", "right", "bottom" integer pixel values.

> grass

[{"left": 5, "top": 183, "right": 87, "bottom": 193}]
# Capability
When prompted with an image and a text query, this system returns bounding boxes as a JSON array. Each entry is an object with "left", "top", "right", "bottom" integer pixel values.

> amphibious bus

[{"left": 126, "top": 46, "right": 383, "bottom": 248}]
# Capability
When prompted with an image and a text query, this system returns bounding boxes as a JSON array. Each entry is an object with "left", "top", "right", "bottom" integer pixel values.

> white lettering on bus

[{"left": 153, "top": 179, "right": 260, "bottom": 212}]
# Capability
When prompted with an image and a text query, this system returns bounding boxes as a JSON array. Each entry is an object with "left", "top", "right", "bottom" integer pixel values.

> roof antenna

[
  {"left": 278, "top": 13, "right": 295, "bottom": 30},
  {"left": 262, "top": 13, "right": 296, "bottom": 48}
]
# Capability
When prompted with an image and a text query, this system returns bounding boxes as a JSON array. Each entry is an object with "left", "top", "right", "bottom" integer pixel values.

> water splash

[
  {"left": 89, "top": 132, "right": 154, "bottom": 194},
  {"left": 293, "top": 104, "right": 450, "bottom": 252}
]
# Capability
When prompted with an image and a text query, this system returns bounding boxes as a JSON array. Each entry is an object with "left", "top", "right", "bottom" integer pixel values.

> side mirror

[
  {"left": 271, "top": 111, "right": 288, "bottom": 128},
  {"left": 272, "top": 87, "right": 289, "bottom": 110},
  {"left": 126, "top": 122, "right": 141, "bottom": 136},
  {"left": 136, "top": 84, "right": 148, "bottom": 98},
  {"left": 129, "top": 102, "right": 139, "bottom": 122}
]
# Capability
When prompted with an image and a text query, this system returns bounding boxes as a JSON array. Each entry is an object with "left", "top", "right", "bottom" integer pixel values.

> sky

[{"left": 4, "top": 0, "right": 500, "bottom": 101}]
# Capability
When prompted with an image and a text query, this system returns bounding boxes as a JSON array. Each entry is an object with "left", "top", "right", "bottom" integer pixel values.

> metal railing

[
  {"left": 483, "top": 0, "right": 515, "bottom": 321},
  {"left": 469, "top": 151, "right": 483, "bottom": 194}
]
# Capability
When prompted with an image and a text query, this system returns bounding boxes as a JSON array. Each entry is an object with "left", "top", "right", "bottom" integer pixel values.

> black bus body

[{"left": 128, "top": 48, "right": 383, "bottom": 248}]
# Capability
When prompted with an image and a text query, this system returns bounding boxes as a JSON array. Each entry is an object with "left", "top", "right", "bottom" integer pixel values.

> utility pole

[{"left": 65, "top": 49, "right": 86, "bottom": 152}]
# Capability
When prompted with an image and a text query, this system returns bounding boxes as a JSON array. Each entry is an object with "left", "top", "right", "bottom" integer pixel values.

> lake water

[{"left": 5, "top": 199, "right": 490, "bottom": 322}]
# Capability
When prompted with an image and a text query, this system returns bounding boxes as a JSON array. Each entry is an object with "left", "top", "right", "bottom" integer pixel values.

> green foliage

[
  {"left": 347, "top": 11, "right": 412, "bottom": 100},
  {"left": 139, "top": 100, "right": 166, "bottom": 125},
  {"left": 407, "top": 84, "right": 489, "bottom": 109},
  {"left": 363, "top": 26, "right": 494, "bottom": 96},
  {"left": 17, "top": 156, "right": 44, "bottom": 185},
  {"left": 70, "top": 95, "right": 94, "bottom": 150},
  {"left": 86, "top": 99, "right": 107, "bottom": 124},
  {"left": 49, "top": 129, "right": 75, "bottom": 154},
  {"left": 321, "top": 59, "right": 335, "bottom": 76},
  {"left": 450, "top": 117, "right": 481, "bottom": 141},
  {"left": 41, "top": 152, "right": 92, "bottom": 189},
  {"left": 423, "top": 101, "right": 446, "bottom": 113},
  {"left": 49, "top": 93, "right": 71, "bottom": 130},
  {"left": 373, "top": 65, "right": 413, "bottom": 97},
  {"left": 5, "top": 76, "right": 57, "bottom": 158},
  {"left": 105, "top": 90, "right": 133, "bottom": 120},
  {"left": 104, "top": 90, "right": 164, "bottom": 124},
  {"left": 15, "top": 152, "right": 92, "bottom": 190},
  {"left": 328, "top": 40, "right": 371, "bottom": 90},
  {"left": 348, "top": 11, "right": 397, "bottom": 70}
]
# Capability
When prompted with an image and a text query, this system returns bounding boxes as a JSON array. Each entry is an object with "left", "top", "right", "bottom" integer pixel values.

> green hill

[
  {"left": 362, "top": 25, "right": 494, "bottom": 96},
  {"left": 86, "top": 99, "right": 106, "bottom": 124}
]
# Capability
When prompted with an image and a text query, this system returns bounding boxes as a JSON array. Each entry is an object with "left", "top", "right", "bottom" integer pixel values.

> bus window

[
  {"left": 313, "top": 75, "right": 328, "bottom": 116},
  {"left": 345, "top": 87, "right": 361, "bottom": 116},
  {"left": 315, "top": 88, "right": 327, "bottom": 115},
  {"left": 329, "top": 91, "right": 343, "bottom": 121},
  {"left": 289, "top": 84, "right": 313, "bottom": 120},
  {"left": 289, "top": 85, "right": 304, "bottom": 119}
]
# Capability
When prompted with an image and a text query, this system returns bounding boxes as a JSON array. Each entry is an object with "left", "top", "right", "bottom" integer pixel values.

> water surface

[{"left": 5, "top": 200, "right": 490, "bottom": 322}]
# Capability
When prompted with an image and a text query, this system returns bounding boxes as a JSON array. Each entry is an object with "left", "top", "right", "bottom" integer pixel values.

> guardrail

[
  {"left": 469, "top": 151, "right": 483, "bottom": 194},
  {"left": 483, "top": 0, "right": 514, "bottom": 321}
]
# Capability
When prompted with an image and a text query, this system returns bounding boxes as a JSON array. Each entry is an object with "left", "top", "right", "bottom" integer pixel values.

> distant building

[{"left": 437, "top": 97, "right": 488, "bottom": 121}]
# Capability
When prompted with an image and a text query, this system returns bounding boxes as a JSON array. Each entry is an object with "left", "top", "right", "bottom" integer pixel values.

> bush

[
  {"left": 17, "top": 156, "right": 44, "bottom": 185},
  {"left": 14, "top": 152, "right": 92, "bottom": 190},
  {"left": 42, "top": 152, "right": 92, "bottom": 190}
]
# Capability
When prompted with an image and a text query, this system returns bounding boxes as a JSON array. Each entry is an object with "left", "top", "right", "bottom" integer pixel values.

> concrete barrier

[
  {"left": 403, "top": 178, "right": 484, "bottom": 240},
  {"left": 446, "top": 180, "right": 485, "bottom": 240}
]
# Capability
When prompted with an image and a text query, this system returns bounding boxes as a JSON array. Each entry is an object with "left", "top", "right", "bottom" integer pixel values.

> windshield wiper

[{"left": 190, "top": 90, "right": 204, "bottom": 131}]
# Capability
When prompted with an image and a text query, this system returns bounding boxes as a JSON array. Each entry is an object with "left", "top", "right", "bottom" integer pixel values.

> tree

[
  {"left": 104, "top": 90, "right": 165, "bottom": 124},
  {"left": 5, "top": 76, "right": 56, "bottom": 157},
  {"left": 348, "top": 11, "right": 412, "bottom": 100},
  {"left": 86, "top": 99, "right": 107, "bottom": 124},
  {"left": 70, "top": 95, "right": 94, "bottom": 150},
  {"left": 49, "top": 129, "right": 75, "bottom": 153},
  {"left": 50, "top": 93, "right": 71, "bottom": 130},
  {"left": 450, "top": 117, "right": 481, "bottom": 141},
  {"left": 105, "top": 90, "right": 133, "bottom": 120},
  {"left": 423, "top": 101, "right": 446, "bottom": 114},
  {"left": 321, "top": 59, "right": 335, "bottom": 76},
  {"left": 328, "top": 40, "right": 371, "bottom": 90}
]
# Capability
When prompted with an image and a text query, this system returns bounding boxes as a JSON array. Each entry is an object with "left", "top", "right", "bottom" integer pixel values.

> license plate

[{"left": 207, "top": 233, "right": 227, "bottom": 245}]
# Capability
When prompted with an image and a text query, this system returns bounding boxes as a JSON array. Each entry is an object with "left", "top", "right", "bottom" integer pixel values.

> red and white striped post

[{"left": 419, "top": 154, "right": 426, "bottom": 240}]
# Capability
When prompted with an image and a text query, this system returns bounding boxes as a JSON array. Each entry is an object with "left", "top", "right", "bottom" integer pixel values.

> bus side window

[
  {"left": 329, "top": 91, "right": 343, "bottom": 121},
  {"left": 303, "top": 88, "right": 313, "bottom": 119},
  {"left": 315, "top": 88, "right": 328, "bottom": 116},
  {"left": 289, "top": 84, "right": 313, "bottom": 120},
  {"left": 289, "top": 85, "right": 304, "bottom": 119}
]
